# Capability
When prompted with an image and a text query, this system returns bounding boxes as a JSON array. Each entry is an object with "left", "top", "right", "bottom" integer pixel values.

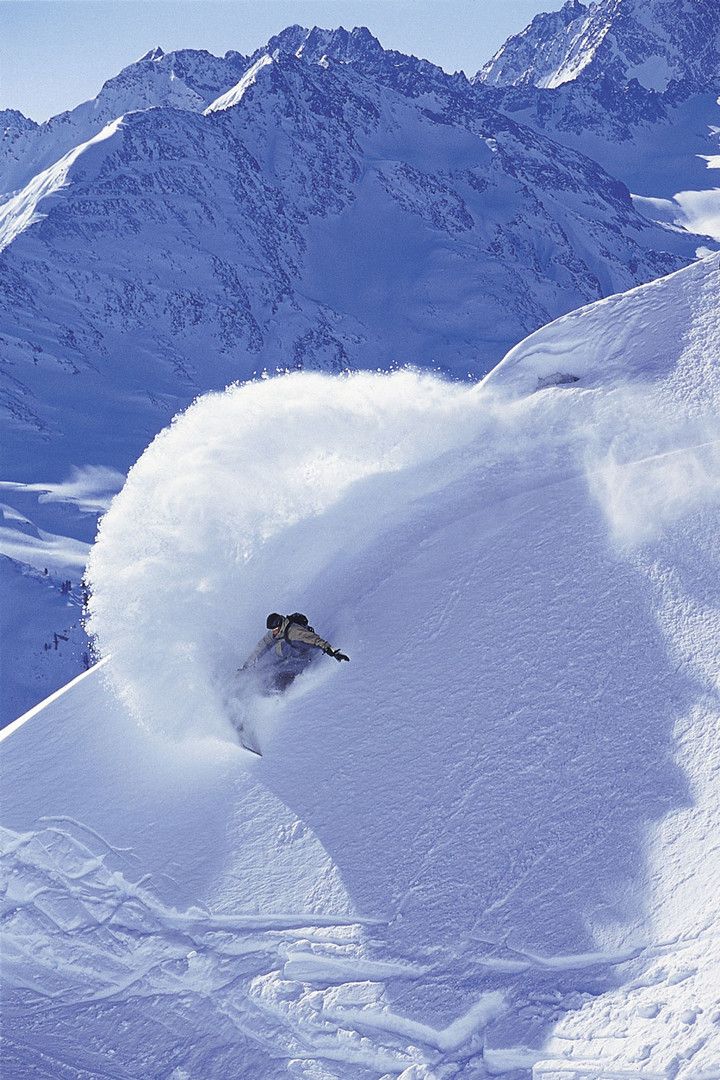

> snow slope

[
  {"left": 3, "top": 253, "right": 720, "bottom": 1077},
  {"left": 0, "top": 466, "right": 123, "bottom": 722}
]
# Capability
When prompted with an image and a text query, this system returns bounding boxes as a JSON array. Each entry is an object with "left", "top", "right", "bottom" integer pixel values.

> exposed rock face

[
  {"left": 473, "top": 0, "right": 720, "bottom": 197},
  {"left": 1, "top": 27, "right": 700, "bottom": 477}
]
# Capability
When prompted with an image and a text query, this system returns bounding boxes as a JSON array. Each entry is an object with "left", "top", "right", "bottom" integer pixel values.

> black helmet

[{"left": 266, "top": 612, "right": 283, "bottom": 629}]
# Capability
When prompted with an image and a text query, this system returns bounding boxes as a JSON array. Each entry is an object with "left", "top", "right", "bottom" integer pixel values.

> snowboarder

[{"left": 239, "top": 612, "right": 349, "bottom": 693}]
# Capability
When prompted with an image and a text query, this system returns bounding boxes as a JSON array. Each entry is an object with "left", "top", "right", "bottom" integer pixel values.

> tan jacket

[{"left": 244, "top": 617, "right": 333, "bottom": 667}]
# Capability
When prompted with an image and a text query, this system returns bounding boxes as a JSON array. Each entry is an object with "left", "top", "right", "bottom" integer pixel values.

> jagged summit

[
  {"left": 1, "top": 109, "right": 38, "bottom": 137},
  {"left": 476, "top": 0, "right": 596, "bottom": 88},
  {"left": 137, "top": 46, "right": 165, "bottom": 63},
  {"left": 261, "top": 25, "right": 385, "bottom": 65},
  {"left": 0, "top": 46, "right": 249, "bottom": 197},
  {"left": 99, "top": 46, "right": 248, "bottom": 107},
  {"left": 253, "top": 23, "right": 458, "bottom": 95},
  {"left": 476, "top": 0, "right": 720, "bottom": 94}
]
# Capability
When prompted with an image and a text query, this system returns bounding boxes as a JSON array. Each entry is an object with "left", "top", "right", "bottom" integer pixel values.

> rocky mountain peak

[
  {"left": 136, "top": 46, "right": 165, "bottom": 64},
  {"left": 1, "top": 109, "right": 39, "bottom": 139},
  {"left": 262, "top": 25, "right": 385, "bottom": 66},
  {"left": 476, "top": 0, "right": 720, "bottom": 94}
]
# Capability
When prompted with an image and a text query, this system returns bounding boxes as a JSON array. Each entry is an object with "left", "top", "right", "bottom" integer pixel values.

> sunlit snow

[{"left": 4, "top": 254, "right": 720, "bottom": 1077}]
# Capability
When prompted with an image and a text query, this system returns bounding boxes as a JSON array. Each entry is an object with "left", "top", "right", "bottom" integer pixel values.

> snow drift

[{"left": 4, "top": 255, "right": 720, "bottom": 1076}]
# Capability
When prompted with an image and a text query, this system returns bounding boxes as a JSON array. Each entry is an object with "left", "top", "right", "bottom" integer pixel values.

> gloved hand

[{"left": 324, "top": 646, "right": 349, "bottom": 661}]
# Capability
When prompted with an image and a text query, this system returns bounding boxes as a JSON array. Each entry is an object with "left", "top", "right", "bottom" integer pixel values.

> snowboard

[
  {"left": 234, "top": 721, "right": 263, "bottom": 757},
  {"left": 224, "top": 676, "right": 263, "bottom": 756}
]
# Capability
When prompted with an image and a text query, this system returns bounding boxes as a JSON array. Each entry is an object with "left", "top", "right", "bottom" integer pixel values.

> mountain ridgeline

[{"left": 0, "top": 17, "right": 712, "bottom": 478}]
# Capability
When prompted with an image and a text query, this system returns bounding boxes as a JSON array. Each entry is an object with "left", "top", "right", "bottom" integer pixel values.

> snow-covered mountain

[
  {"left": 3, "top": 248, "right": 720, "bottom": 1078},
  {"left": 4, "top": 25, "right": 711, "bottom": 724},
  {"left": 0, "top": 47, "right": 250, "bottom": 199},
  {"left": 1, "top": 26, "right": 698, "bottom": 481},
  {"left": 474, "top": 0, "right": 720, "bottom": 221},
  {"left": 478, "top": 0, "right": 719, "bottom": 93},
  {"left": 4, "top": 13, "right": 720, "bottom": 1076}
]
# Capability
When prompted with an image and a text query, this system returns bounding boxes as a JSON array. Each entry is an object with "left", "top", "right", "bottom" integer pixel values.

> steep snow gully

[{"left": 3, "top": 255, "right": 720, "bottom": 1077}]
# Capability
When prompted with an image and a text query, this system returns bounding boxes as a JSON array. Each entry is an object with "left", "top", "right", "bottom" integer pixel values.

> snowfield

[{"left": 3, "top": 253, "right": 720, "bottom": 1078}]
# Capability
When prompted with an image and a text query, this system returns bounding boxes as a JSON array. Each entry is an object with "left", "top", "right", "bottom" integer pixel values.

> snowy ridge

[
  {"left": 477, "top": 0, "right": 720, "bottom": 94},
  {"left": 205, "top": 54, "right": 276, "bottom": 113},
  {"left": 482, "top": 253, "right": 720, "bottom": 1080},
  {"left": 0, "top": 116, "right": 124, "bottom": 253},
  {"left": 4, "top": 255, "right": 720, "bottom": 1075},
  {"left": 0, "top": 47, "right": 249, "bottom": 200},
  {"left": 477, "top": 0, "right": 601, "bottom": 89}
]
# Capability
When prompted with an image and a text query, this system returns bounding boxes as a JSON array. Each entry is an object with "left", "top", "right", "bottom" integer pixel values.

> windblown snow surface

[{"left": 3, "top": 253, "right": 720, "bottom": 1078}]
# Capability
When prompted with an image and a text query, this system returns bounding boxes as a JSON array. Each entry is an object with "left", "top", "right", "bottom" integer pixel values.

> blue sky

[{"left": 1, "top": 0, "right": 563, "bottom": 121}]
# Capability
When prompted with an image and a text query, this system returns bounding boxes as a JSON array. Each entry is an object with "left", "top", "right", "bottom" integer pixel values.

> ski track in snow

[
  {"left": 0, "top": 820, "right": 501, "bottom": 1077},
  {"left": 5, "top": 813, "right": 674, "bottom": 1079}
]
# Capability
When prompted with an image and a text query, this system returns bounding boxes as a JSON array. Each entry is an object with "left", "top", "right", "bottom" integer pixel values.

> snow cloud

[
  {"left": 86, "top": 366, "right": 720, "bottom": 742},
  {"left": 85, "top": 370, "right": 492, "bottom": 738},
  {"left": 586, "top": 397, "right": 720, "bottom": 548}
]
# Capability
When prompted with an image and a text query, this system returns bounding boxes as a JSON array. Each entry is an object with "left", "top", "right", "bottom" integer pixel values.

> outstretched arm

[{"left": 289, "top": 625, "right": 350, "bottom": 662}]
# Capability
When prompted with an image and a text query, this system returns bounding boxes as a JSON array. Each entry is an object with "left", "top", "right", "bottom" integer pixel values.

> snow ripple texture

[{"left": 2, "top": 821, "right": 438, "bottom": 1078}]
